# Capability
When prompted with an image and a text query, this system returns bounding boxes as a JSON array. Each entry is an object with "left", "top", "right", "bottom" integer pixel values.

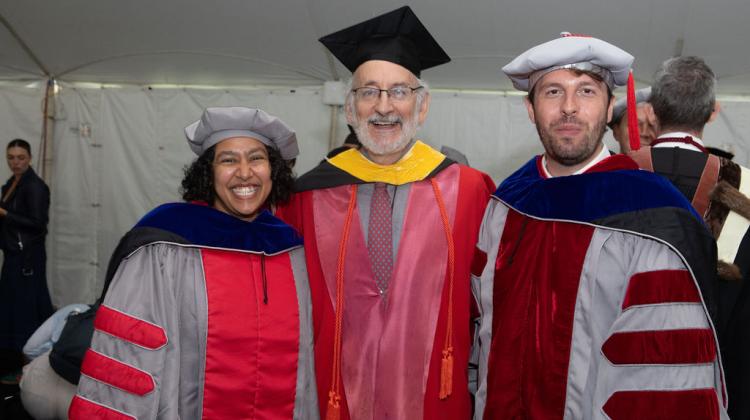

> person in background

[
  {"left": 440, "top": 145, "right": 470, "bottom": 166},
  {"left": 607, "top": 87, "right": 657, "bottom": 153},
  {"left": 473, "top": 33, "right": 728, "bottom": 419},
  {"left": 0, "top": 138, "right": 53, "bottom": 385},
  {"left": 278, "top": 6, "right": 494, "bottom": 419},
  {"left": 69, "top": 107, "right": 318, "bottom": 419},
  {"left": 326, "top": 124, "right": 362, "bottom": 159},
  {"left": 629, "top": 55, "right": 750, "bottom": 419}
]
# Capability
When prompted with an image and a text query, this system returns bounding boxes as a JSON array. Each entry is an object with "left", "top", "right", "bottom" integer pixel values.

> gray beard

[{"left": 353, "top": 113, "right": 420, "bottom": 157}]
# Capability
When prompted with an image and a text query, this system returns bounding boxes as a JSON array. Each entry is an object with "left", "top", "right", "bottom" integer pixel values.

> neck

[
  {"left": 659, "top": 127, "right": 703, "bottom": 139},
  {"left": 545, "top": 143, "right": 604, "bottom": 177},
  {"left": 362, "top": 139, "right": 415, "bottom": 165}
]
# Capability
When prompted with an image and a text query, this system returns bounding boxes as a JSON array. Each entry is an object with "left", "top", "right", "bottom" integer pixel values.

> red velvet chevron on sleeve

[
  {"left": 69, "top": 395, "right": 137, "bottom": 420},
  {"left": 603, "top": 389, "right": 719, "bottom": 420},
  {"left": 621, "top": 270, "right": 701, "bottom": 310},
  {"left": 95, "top": 305, "right": 167, "bottom": 349},
  {"left": 602, "top": 329, "right": 717, "bottom": 365},
  {"left": 80, "top": 349, "right": 155, "bottom": 396}
]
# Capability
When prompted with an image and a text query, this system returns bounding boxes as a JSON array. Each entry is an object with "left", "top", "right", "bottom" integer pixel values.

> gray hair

[
  {"left": 650, "top": 56, "right": 716, "bottom": 132},
  {"left": 344, "top": 76, "right": 431, "bottom": 118}
]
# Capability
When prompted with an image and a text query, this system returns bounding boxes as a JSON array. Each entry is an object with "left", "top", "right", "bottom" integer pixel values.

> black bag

[{"left": 47, "top": 303, "right": 99, "bottom": 384}]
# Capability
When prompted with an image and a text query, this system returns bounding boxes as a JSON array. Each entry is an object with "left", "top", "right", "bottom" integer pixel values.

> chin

[{"left": 238, "top": 211, "right": 261, "bottom": 221}]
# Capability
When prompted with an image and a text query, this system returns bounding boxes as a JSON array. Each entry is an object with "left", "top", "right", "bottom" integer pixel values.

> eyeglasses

[{"left": 351, "top": 86, "right": 423, "bottom": 102}]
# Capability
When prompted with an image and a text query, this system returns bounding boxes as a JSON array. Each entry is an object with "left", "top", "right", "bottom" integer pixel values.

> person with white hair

[
  {"left": 278, "top": 6, "right": 494, "bottom": 420},
  {"left": 629, "top": 55, "right": 750, "bottom": 419}
]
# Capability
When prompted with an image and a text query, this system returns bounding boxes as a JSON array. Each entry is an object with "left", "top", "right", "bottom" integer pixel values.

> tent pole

[
  {"left": 0, "top": 13, "right": 51, "bottom": 76},
  {"left": 1, "top": 12, "right": 55, "bottom": 181},
  {"left": 323, "top": 50, "right": 342, "bottom": 152},
  {"left": 39, "top": 79, "right": 55, "bottom": 182}
]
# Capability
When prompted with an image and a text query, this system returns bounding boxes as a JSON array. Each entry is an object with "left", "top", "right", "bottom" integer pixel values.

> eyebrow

[
  {"left": 216, "top": 147, "right": 266, "bottom": 156},
  {"left": 577, "top": 81, "right": 601, "bottom": 88},
  {"left": 359, "top": 80, "right": 412, "bottom": 88},
  {"left": 539, "top": 80, "right": 602, "bottom": 90}
]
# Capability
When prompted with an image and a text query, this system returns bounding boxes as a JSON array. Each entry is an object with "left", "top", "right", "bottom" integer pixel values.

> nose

[
  {"left": 561, "top": 92, "right": 578, "bottom": 116},
  {"left": 236, "top": 161, "right": 254, "bottom": 180},
  {"left": 374, "top": 90, "right": 395, "bottom": 115}
]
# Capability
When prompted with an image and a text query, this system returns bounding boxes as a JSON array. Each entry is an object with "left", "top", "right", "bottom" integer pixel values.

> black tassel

[{"left": 261, "top": 254, "right": 268, "bottom": 304}]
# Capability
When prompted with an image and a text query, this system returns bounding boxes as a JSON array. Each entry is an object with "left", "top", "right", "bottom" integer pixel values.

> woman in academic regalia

[{"left": 69, "top": 107, "right": 318, "bottom": 420}]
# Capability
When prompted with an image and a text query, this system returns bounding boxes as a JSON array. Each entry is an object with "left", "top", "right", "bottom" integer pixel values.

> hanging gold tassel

[
  {"left": 326, "top": 185, "right": 356, "bottom": 420},
  {"left": 326, "top": 390, "right": 341, "bottom": 420},
  {"left": 432, "top": 179, "right": 455, "bottom": 401},
  {"left": 439, "top": 347, "right": 454, "bottom": 399}
]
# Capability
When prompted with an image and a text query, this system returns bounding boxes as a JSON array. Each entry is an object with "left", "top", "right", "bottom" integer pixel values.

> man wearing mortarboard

[
  {"left": 276, "top": 6, "right": 495, "bottom": 420},
  {"left": 628, "top": 56, "right": 750, "bottom": 419},
  {"left": 472, "top": 33, "right": 729, "bottom": 419}
]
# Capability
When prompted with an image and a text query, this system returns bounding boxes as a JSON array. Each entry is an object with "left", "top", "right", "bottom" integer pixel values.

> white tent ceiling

[
  {"left": 2, "top": 0, "right": 750, "bottom": 93},
  {"left": 3, "top": 0, "right": 750, "bottom": 306}
]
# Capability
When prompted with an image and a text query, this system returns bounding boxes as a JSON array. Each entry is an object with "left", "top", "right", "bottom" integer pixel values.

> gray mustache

[{"left": 368, "top": 115, "right": 402, "bottom": 124}]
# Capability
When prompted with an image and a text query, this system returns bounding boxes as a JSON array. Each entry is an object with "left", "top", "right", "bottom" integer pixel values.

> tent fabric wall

[
  {"left": 0, "top": 85, "right": 45, "bottom": 180},
  {"left": 0, "top": 83, "right": 748, "bottom": 306}
]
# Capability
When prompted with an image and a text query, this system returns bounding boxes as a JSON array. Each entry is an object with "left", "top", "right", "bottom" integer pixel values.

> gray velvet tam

[
  {"left": 502, "top": 32, "right": 634, "bottom": 92},
  {"left": 612, "top": 87, "right": 652, "bottom": 124},
  {"left": 185, "top": 107, "right": 299, "bottom": 160}
]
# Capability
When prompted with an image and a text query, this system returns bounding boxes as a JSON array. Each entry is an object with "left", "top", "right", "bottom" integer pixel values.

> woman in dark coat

[{"left": 0, "top": 139, "right": 53, "bottom": 377}]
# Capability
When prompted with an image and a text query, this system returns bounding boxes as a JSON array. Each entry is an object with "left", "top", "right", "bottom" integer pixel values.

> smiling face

[
  {"left": 7, "top": 146, "right": 31, "bottom": 178},
  {"left": 526, "top": 69, "right": 614, "bottom": 176},
  {"left": 212, "top": 137, "right": 272, "bottom": 222},
  {"left": 347, "top": 60, "right": 430, "bottom": 165}
]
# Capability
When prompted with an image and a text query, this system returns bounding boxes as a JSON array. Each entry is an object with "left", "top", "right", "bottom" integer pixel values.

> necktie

[{"left": 368, "top": 183, "right": 393, "bottom": 294}]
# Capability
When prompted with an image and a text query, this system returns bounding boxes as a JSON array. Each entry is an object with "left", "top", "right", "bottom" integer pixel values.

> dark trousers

[{"left": 0, "top": 244, "right": 53, "bottom": 354}]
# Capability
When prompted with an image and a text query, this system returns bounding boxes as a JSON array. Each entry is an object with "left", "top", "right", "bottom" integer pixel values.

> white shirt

[{"left": 541, "top": 144, "right": 611, "bottom": 178}]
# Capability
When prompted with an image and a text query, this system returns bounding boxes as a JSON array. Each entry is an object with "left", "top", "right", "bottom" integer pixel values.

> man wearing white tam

[
  {"left": 472, "top": 33, "right": 728, "bottom": 419},
  {"left": 608, "top": 87, "right": 657, "bottom": 153}
]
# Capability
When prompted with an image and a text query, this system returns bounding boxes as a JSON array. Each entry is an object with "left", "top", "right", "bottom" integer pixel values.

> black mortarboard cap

[{"left": 319, "top": 6, "right": 450, "bottom": 77}]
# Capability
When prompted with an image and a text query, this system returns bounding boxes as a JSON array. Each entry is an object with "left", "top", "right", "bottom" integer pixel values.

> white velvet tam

[
  {"left": 185, "top": 107, "right": 299, "bottom": 160},
  {"left": 502, "top": 32, "right": 634, "bottom": 92},
  {"left": 612, "top": 87, "right": 652, "bottom": 124}
]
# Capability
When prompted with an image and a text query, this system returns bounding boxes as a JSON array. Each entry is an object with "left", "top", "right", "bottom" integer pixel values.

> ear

[
  {"left": 643, "top": 103, "right": 659, "bottom": 132},
  {"left": 417, "top": 92, "right": 431, "bottom": 125},
  {"left": 344, "top": 97, "right": 356, "bottom": 125},
  {"left": 606, "top": 96, "right": 615, "bottom": 124},
  {"left": 524, "top": 97, "right": 536, "bottom": 124},
  {"left": 708, "top": 101, "right": 721, "bottom": 123}
]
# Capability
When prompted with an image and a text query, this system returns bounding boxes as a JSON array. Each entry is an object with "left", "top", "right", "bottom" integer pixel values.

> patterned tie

[{"left": 368, "top": 183, "right": 393, "bottom": 294}]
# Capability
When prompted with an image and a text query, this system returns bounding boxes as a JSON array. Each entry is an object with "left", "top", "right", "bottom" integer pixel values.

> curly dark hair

[{"left": 180, "top": 143, "right": 294, "bottom": 210}]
